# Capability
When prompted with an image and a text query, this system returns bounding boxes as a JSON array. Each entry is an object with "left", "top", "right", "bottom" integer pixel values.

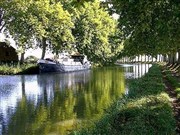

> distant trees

[
  {"left": 0, "top": 0, "right": 123, "bottom": 65},
  {"left": 4, "top": 0, "right": 179, "bottom": 65},
  {"left": 105, "top": 0, "right": 180, "bottom": 64}
]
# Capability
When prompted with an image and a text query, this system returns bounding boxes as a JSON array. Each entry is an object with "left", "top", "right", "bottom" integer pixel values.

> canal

[{"left": 0, "top": 64, "right": 151, "bottom": 135}]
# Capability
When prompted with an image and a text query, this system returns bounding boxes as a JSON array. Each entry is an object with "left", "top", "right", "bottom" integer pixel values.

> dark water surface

[{"left": 0, "top": 64, "right": 151, "bottom": 135}]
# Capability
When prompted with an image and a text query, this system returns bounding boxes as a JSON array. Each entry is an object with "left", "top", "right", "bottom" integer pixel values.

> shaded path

[{"left": 162, "top": 71, "right": 180, "bottom": 133}]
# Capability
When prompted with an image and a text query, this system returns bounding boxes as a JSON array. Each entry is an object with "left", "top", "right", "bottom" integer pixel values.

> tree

[
  {"left": 1, "top": 0, "right": 124, "bottom": 64},
  {"left": 27, "top": 0, "right": 74, "bottom": 58},
  {"left": 1, "top": 0, "right": 35, "bottom": 62},
  {"left": 1, "top": 0, "right": 74, "bottom": 60},
  {"left": 71, "top": 1, "right": 122, "bottom": 65},
  {"left": 107, "top": 0, "right": 180, "bottom": 63}
]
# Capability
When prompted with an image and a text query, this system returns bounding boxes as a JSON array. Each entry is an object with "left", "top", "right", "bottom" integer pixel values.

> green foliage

[
  {"left": 1, "top": 0, "right": 74, "bottom": 55},
  {"left": 1, "top": 0, "right": 34, "bottom": 52},
  {"left": 0, "top": 63, "right": 38, "bottom": 75},
  {"left": 110, "top": 93, "right": 175, "bottom": 135},
  {"left": 71, "top": 0, "right": 123, "bottom": 65},
  {"left": 165, "top": 72, "right": 179, "bottom": 88},
  {"left": 128, "top": 64, "right": 165, "bottom": 98},
  {"left": 1, "top": 0, "right": 123, "bottom": 63},
  {"left": 109, "top": 0, "right": 180, "bottom": 56},
  {"left": 0, "top": 64, "right": 20, "bottom": 75},
  {"left": 175, "top": 88, "right": 180, "bottom": 99}
]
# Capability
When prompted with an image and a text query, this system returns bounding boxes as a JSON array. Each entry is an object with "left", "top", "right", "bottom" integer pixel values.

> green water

[{"left": 0, "top": 65, "right": 151, "bottom": 135}]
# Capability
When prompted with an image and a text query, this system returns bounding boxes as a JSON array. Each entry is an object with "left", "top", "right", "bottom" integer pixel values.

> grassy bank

[
  {"left": 71, "top": 65, "right": 176, "bottom": 135},
  {"left": 163, "top": 68, "right": 180, "bottom": 99},
  {"left": 0, "top": 63, "right": 39, "bottom": 75}
]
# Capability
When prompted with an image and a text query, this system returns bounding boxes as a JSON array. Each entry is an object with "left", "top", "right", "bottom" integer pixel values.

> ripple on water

[{"left": 0, "top": 76, "right": 20, "bottom": 95}]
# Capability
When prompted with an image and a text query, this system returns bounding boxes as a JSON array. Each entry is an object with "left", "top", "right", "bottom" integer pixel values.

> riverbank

[
  {"left": 0, "top": 63, "right": 100, "bottom": 75},
  {"left": 0, "top": 63, "right": 39, "bottom": 75},
  {"left": 71, "top": 64, "right": 176, "bottom": 134},
  {"left": 161, "top": 63, "right": 180, "bottom": 132}
]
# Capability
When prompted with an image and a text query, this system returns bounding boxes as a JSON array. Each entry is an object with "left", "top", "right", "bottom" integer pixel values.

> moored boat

[{"left": 37, "top": 53, "right": 91, "bottom": 73}]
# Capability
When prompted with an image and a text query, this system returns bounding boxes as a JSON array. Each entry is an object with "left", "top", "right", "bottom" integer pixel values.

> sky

[
  {"left": 112, "top": 13, "right": 119, "bottom": 20},
  {"left": 0, "top": 33, "right": 53, "bottom": 59}
]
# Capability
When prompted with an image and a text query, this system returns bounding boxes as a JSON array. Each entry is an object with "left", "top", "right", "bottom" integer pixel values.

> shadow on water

[{"left": 0, "top": 64, "right": 151, "bottom": 135}]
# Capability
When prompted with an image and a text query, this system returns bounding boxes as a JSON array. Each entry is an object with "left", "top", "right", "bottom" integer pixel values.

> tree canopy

[
  {"left": 0, "top": 0, "right": 123, "bottom": 64},
  {"left": 1, "top": 0, "right": 180, "bottom": 64},
  {"left": 106, "top": 0, "right": 180, "bottom": 57},
  {"left": 71, "top": 1, "right": 122, "bottom": 64},
  {"left": 1, "top": 0, "right": 74, "bottom": 59}
]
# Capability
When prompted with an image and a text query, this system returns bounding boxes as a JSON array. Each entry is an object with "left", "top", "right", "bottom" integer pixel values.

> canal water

[{"left": 0, "top": 64, "right": 151, "bottom": 135}]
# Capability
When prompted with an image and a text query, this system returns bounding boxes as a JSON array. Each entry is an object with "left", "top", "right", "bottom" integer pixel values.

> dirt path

[{"left": 162, "top": 72, "right": 180, "bottom": 134}]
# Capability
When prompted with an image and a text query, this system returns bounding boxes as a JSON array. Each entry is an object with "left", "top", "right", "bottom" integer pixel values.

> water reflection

[
  {"left": 120, "top": 63, "right": 152, "bottom": 78},
  {"left": 0, "top": 65, "right": 151, "bottom": 135}
]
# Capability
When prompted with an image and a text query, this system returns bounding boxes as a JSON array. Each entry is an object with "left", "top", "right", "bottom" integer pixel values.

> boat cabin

[{"left": 71, "top": 55, "right": 84, "bottom": 63}]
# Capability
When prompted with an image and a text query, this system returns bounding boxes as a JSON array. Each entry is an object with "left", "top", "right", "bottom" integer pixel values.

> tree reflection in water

[{"left": 0, "top": 65, "right": 151, "bottom": 135}]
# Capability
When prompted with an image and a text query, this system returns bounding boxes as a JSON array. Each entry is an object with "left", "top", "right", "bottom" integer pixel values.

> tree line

[
  {"left": 0, "top": 0, "right": 122, "bottom": 65},
  {"left": 0, "top": 0, "right": 180, "bottom": 65},
  {"left": 103, "top": 0, "right": 180, "bottom": 64}
]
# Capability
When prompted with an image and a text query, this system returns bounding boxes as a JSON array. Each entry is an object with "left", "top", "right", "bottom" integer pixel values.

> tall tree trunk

[
  {"left": 173, "top": 52, "right": 176, "bottom": 64},
  {"left": 20, "top": 52, "right": 25, "bottom": 64},
  {"left": 169, "top": 53, "right": 175, "bottom": 64},
  {"left": 163, "top": 55, "right": 165, "bottom": 62},
  {"left": 151, "top": 56, "right": 153, "bottom": 62},
  {"left": 41, "top": 37, "right": 47, "bottom": 59},
  {"left": 163, "top": 54, "right": 167, "bottom": 62},
  {"left": 155, "top": 55, "right": 157, "bottom": 62},
  {"left": 144, "top": 55, "right": 146, "bottom": 62},
  {"left": 168, "top": 54, "right": 171, "bottom": 64}
]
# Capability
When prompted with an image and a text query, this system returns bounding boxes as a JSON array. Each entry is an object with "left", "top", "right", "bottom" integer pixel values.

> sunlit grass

[
  {"left": 0, "top": 63, "right": 38, "bottom": 75},
  {"left": 109, "top": 93, "right": 174, "bottom": 135}
]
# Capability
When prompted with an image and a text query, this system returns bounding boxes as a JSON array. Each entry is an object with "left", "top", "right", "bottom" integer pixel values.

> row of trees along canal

[
  {"left": 118, "top": 54, "right": 180, "bottom": 63},
  {"left": 0, "top": 0, "right": 180, "bottom": 65},
  {"left": 103, "top": 0, "right": 180, "bottom": 64}
]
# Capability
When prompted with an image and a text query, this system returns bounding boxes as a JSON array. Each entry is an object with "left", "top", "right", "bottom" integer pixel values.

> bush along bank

[
  {"left": 0, "top": 63, "right": 39, "bottom": 75},
  {"left": 72, "top": 65, "right": 176, "bottom": 135}
]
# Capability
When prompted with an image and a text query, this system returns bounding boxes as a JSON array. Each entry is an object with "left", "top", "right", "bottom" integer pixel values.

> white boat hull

[{"left": 38, "top": 59, "right": 91, "bottom": 73}]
